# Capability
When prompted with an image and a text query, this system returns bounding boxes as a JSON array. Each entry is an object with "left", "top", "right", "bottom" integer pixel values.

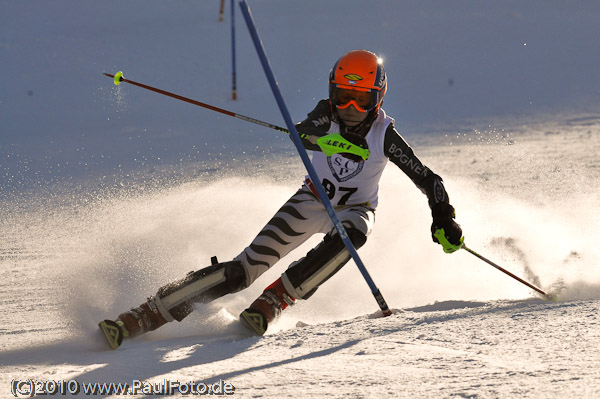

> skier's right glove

[{"left": 431, "top": 202, "right": 464, "bottom": 253}]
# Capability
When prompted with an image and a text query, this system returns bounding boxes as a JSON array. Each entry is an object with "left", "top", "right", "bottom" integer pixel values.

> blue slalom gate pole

[
  {"left": 238, "top": 0, "right": 392, "bottom": 316},
  {"left": 230, "top": 0, "right": 237, "bottom": 100}
]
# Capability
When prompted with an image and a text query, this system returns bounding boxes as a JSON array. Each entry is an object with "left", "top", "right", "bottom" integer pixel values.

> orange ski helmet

[{"left": 329, "top": 50, "right": 387, "bottom": 114}]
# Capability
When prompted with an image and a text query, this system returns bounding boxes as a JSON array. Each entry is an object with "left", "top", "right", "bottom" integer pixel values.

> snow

[{"left": 1, "top": 1, "right": 600, "bottom": 398}]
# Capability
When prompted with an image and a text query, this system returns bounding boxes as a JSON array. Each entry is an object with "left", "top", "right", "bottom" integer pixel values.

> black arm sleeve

[
  {"left": 293, "top": 99, "right": 333, "bottom": 151},
  {"left": 383, "top": 122, "right": 450, "bottom": 210}
]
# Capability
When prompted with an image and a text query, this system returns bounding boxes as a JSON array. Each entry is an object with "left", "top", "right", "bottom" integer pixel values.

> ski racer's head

[{"left": 329, "top": 50, "right": 387, "bottom": 128}]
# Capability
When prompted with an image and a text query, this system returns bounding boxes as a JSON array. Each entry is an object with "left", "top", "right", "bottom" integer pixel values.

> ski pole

[
  {"left": 103, "top": 72, "right": 288, "bottom": 134},
  {"left": 104, "top": 72, "right": 370, "bottom": 161},
  {"left": 462, "top": 244, "right": 553, "bottom": 300},
  {"left": 238, "top": 0, "right": 392, "bottom": 317}
]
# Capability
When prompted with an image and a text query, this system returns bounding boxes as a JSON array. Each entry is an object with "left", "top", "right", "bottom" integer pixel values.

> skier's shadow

[
  {"left": 1, "top": 330, "right": 361, "bottom": 398},
  {"left": 0, "top": 330, "right": 257, "bottom": 382},
  {"left": 1, "top": 326, "right": 362, "bottom": 398}
]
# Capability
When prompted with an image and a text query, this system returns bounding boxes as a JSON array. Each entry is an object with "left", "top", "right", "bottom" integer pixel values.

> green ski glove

[
  {"left": 433, "top": 228, "right": 464, "bottom": 253},
  {"left": 431, "top": 202, "right": 464, "bottom": 253}
]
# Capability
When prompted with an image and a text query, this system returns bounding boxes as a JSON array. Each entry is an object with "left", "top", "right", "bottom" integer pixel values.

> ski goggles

[{"left": 331, "top": 86, "right": 379, "bottom": 113}]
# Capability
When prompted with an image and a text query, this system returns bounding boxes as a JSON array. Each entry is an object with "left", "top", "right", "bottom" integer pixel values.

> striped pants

[{"left": 234, "top": 185, "right": 375, "bottom": 293}]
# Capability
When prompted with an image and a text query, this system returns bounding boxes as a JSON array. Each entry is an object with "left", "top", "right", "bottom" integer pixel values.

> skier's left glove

[{"left": 431, "top": 202, "right": 464, "bottom": 253}]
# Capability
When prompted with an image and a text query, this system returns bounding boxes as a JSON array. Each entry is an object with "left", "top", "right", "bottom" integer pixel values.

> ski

[{"left": 99, "top": 319, "right": 126, "bottom": 350}]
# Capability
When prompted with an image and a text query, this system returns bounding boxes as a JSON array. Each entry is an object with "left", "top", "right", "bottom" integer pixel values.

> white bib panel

[{"left": 307, "top": 109, "right": 394, "bottom": 208}]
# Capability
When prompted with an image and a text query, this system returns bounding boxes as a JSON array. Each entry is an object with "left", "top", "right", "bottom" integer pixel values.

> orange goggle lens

[{"left": 332, "top": 87, "right": 378, "bottom": 113}]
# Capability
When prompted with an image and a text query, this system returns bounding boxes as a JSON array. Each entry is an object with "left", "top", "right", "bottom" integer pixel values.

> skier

[{"left": 100, "top": 49, "right": 464, "bottom": 347}]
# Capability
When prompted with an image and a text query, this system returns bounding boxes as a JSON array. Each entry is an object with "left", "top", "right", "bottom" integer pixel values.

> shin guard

[
  {"left": 282, "top": 228, "right": 367, "bottom": 300},
  {"left": 155, "top": 260, "right": 247, "bottom": 322}
]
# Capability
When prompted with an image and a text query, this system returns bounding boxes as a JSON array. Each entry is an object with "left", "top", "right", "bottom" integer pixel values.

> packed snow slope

[{"left": 1, "top": 1, "right": 600, "bottom": 398}]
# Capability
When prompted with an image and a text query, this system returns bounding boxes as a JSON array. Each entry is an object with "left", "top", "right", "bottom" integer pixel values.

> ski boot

[
  {"left": 99, "top": 296, "right": 168, "bottom": 350},
  {"left": 240, "top": 277, "right": 295, "bottom": 335}
]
